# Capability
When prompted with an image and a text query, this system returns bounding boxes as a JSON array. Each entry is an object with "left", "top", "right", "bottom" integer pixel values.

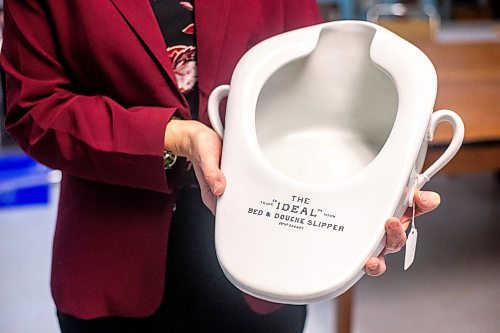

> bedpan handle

[
  {"left": 208, "top": 84, "right": 230, "bottom": 139},
  {"left": 420, "top": 109, "right": 464, "bottom": 184},
  {"left": 414, "top": 109, "right": 465, "bottom": 190},
  {"left": 406, "top": 109, "right": 464, "bottom": 206}
]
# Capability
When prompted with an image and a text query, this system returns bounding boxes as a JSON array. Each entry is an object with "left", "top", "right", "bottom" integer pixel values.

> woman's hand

[
  {"left": 164, "top": 119, "right": 226, "bottom": 214},
  {"left": 364, "top": 190, "right": 441, "bottom": 276}
]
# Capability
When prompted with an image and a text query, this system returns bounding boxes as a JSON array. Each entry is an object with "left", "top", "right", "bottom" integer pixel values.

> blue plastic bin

[{"left": 0, "top": 153, "right": 53, "bottom": 207}]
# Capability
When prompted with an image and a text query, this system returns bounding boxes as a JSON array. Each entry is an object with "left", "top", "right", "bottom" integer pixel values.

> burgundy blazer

[{"left": 1, "top": 0, "right": 321, "bottom": 319}]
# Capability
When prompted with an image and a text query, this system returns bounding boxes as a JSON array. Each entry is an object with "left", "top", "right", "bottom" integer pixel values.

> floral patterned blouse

[{"left": 150, "top": 0, "right": 199, "bottom": 119}]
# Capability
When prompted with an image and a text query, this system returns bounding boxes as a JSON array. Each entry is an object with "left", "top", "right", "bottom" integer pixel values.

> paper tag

[
  {"left": 404, "top": 204, "right": 418, "bottom": 270},
  {"left": 404, "top": 227, "right": 418, "bottom": 270}
]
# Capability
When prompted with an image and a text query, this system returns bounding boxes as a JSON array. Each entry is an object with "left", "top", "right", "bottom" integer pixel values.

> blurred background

[{"left": 1, "top": 0, "right": 499, "bottom": 332}]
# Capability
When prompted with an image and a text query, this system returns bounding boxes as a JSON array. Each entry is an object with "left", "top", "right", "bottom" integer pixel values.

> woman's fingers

[
  {"left": 366, "top": 191, "right": 441, "bottom": 277},
  {"left": 365, "top": 255, "right": 387, "bottom": 276},
  {"left": 192, "top": 163, "right": 219, "bottom": 214},
  {"left": 384, "top": 217, "right": 407, "bottom": 254},
  {"left": 365, "top": 217, "right": 406, "bottom": 277},
  {"left": 188, "top": 125, "right": 226, "bottom": 214},
  {"left": 190, "top": 129, "right": 226, "bottom": 196},
  {"left": 401, "top": 190, "right": 441, "bottom": 223}
]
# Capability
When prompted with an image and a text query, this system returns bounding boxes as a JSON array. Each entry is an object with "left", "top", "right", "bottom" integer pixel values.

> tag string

[{"left": 411, "top": 203, "right": 416, "bottom": 230}]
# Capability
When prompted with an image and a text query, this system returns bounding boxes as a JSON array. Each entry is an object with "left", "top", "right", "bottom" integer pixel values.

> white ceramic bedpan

[{"left": 208, "top": 20, "right": 464, "bottom": 304}]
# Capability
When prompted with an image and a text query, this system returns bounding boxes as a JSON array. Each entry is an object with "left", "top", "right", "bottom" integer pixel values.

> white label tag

[{"left": 404, "top": 227, "right": 418, "bottom": 270}]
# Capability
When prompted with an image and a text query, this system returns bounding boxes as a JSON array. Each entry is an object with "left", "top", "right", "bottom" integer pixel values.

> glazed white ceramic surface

[{"left": 208, "top": 20, "right": 464, "bottom": 304}]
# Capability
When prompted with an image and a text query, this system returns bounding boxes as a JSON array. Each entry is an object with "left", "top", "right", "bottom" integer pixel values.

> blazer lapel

[{"left": 109, "top": 0, "right": 189, "bottom": 109}]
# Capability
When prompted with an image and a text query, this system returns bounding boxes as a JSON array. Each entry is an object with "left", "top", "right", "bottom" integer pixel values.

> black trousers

[{"left": 58, "top": 184, "right": 306, "bottom": 333}]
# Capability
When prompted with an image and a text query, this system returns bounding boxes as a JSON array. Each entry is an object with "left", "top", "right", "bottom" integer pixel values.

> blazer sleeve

[{"left": 1, "top": 0, "right": 178, "bottom": 194}]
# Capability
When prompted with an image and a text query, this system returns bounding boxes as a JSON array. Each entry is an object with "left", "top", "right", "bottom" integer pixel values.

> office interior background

[{"left": 1, "top": 0, "right": 499, "bottom": 332}]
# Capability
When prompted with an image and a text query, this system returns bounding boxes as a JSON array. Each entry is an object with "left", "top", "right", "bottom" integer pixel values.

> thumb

[
  {"left": 193, "top": 151, "right": 226, "bottom": 196},
  {"left": 192, "top": 162, "right": 224, "bottom": 215}
]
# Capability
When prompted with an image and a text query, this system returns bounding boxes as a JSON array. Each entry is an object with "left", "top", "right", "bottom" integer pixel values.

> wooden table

[
  {"left": 336, "top": 40, "right": 500, "bottom": 333},
  {"left": 420, "top": 41, "right": 500, "bottom": 173}
]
